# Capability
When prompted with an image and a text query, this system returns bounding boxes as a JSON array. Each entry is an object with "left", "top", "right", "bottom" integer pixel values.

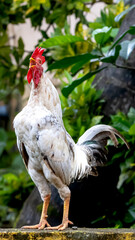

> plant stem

[{"left": 113, "top": 63, "right": 135, "bottom": 70}]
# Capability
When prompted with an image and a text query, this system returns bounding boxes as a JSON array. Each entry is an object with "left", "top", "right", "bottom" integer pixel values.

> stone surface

[{"left": 0, "top": 228, "right": 135, "bottom": 240}]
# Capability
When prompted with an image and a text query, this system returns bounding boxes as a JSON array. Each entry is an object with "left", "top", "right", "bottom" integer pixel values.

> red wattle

[
  {"left": 27, "top": 68, "right": 33, "bottom": 84},
  {"left": 33, "top": 68, "right": 42, "bottom": 86}
]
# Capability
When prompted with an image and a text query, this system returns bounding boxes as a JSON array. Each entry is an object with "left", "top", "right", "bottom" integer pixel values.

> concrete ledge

[{"left": 0, "top": 228, "right": 135, "bottom": 240}]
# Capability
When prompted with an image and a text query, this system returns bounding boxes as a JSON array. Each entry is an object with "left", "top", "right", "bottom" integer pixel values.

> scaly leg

[
  {"left": 22, "top": 194, "right": 51, "bottom": 229},
  {"left": 47, "top": 194, "right": 73, "bottom": 230}
]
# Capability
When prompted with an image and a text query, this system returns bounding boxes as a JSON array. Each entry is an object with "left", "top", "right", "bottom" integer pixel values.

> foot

[
  {"left": 22, "top": 194, "right": 51, "bottom": 230},
  {"left": 46, "top": 219, "right": 73, "bottom": 231},
  {"left": 22, "top": 219, "right": 51, "bottom": 230}
]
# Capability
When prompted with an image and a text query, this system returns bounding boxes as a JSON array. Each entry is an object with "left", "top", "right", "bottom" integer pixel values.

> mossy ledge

[{"left": 0, "top": 228, "right": 135, "bottom": 240}]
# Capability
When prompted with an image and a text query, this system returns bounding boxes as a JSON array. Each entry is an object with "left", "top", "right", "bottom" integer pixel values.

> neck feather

[
  {"left": 28, "top": 75, "right": 45, "bottom": 105},
  {"left": 27, "top": 73, "right": 63, "bottom": 124}
]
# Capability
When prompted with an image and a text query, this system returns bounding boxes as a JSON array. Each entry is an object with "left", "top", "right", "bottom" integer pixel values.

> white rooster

[{"left": 13, "top": 47, "right": 129, "bottom": 230}]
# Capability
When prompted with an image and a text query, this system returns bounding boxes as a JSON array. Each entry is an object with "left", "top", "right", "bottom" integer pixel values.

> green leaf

[
  {"left": 0, "top": 142, "right": 6, "bottom": 156},
  {"left": 62, "top": 66, "right": 107, "bottom": 97},
  {"left": 12, "top": 48, "right": 19, "bottom": 63},
  {"left": 18, "top": 37, "right": 24, "bottom": 57},
  {"left": 115, "top": 5, "right": 135, "bottom": 22},
  {"left": 112, "top": 151, "right": 124, "bottom": 161},
  {"left": 64, "top": 70, "right": 72, "bottom": 84},
  {"left": 18, "top": 37, "right": 24, "bottom": 50},
  {"left": 0, "top": 128, "right": 7, "bottom": 142},
  {"left": 129, "top": 206, "right": 135, "bottom": 219},
  {"left": 0, "top": 32, "right": 8, "bottom": 46},
  {"left": 101, "top": 45, "right": 121, "bottom": 63},
  {"left": 40, "top": 35, "right": 84, "bottom": 48},
  {"left": 89, "top": 22, "right": 104, "bottom": 30},
  {"left": 119, "top": 39, "right": 135, "bottom": 60},
  {"left": 117, "top": 172, "right": 129, "bottom": 189},
  {"left": 41, "top": 30, "right": 49, "bottom": 39},
  {"left": 92, "top": 27, "right": 112, "bottom": 45},
  {"left": 127, "top": 107, "right": 135, "bottom": 123},
  {"left": 110, "top": 25, "right": 135, "bottom": 51},
  {"left": 42, "top": 0, "right": 51, "bottom": 10},
  {"left": 110, "top": 28, "right": 119, "bottom": 38},
  {"left": 47, "top": 53, "right": 98, "bottom": 71},
  {"left": 128, "top": 25, "right": 135, "bottom": 35},
  {"left": 129, "top": 124, "right": 135, "bottom": 136},
  {"left": 71, "top": 57, "right": 91, "bottom": 75},
  {"left": 91, "top": 115, "right": 103, "bottom": 127}
]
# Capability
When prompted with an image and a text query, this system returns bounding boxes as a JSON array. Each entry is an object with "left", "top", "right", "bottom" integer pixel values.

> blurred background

[{"left": 0, "top": 0, "right": 135, "bottom": 229}]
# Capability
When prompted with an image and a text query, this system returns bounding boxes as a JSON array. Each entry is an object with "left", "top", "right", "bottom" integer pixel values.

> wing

[
  {"left": 16, "top": 137, "right": 29, "bottom": 168},
  {"left": 37, "top": 118, "right": 75, "bottom": 185},
  {"left": 16, "top": 136, "right": 51, "bottom": 200}
]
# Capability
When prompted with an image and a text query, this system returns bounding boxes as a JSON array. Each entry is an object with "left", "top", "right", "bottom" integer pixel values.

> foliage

[
  {"left": 0, "top": 128, "right": 34, "bottom": 227},
  {"left": 0, "top": 172, "right": 33, "bottom": 227},
  {"left": 0, "top": 38, "right": 30, "bottom": 101},
  {"left": 115, "top": 4, "right": 135, "bottom": 22},
  {"left": 110, "top": 108, "right": 135, "bottom": 227},
  {"left": 0, "top": 0, "right": 29, "bottom": 101},
  {"left": 89, "top": 0, "right": 125, "bottom": 29},
  {"left": 13, "top": 0, "right": 91, "bottom": 29},
  {"left": 61, "top": 66, "right": 107, "bottom": 97},
  {"left": 42, "top": 23, "right": 135, "bottom": 96},
  {"left": 60, "top": 72, "right": 104, "bottom": 141},
  {"left": 38, "top": 0, "right": 135, "bottom": 97}
]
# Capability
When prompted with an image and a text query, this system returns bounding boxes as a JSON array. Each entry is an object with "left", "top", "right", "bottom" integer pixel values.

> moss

[{"left": 0, "top": 228, "right": 135, "bottom": 240}]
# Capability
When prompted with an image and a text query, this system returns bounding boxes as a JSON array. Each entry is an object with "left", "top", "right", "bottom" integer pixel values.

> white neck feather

[
  {"left": 28, "top": 75, "right": 46, "bottom": 105},
  {"left": 28, "top": 72, "right": 63, "bottom": 123}
]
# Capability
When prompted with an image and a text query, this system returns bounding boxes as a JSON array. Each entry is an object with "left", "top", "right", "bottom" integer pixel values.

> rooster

[{"left": 13, "top": 47, "right": 129, "bottom": 230}]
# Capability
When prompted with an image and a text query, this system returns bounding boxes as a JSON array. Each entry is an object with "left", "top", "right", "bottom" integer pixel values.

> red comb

[
  {"left": 31, "top": 47, "right": 45, "bottom": 64},
  {"left": 31, "top": 47, "right": 44, "bottom": 58}
]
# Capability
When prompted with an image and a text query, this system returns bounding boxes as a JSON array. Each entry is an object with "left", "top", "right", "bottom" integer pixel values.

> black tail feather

[{"left": 81, "top": 140, "right": 108, "bottom": 176}]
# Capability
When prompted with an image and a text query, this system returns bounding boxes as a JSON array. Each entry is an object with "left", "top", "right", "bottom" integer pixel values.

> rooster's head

[{"left": 27, "top": 47, "right": 45, "bottom": 87}]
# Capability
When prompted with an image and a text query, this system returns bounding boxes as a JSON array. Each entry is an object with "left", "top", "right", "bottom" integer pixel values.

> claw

[
  {"left": 46, "top": 219, "right": 73, "bottom": 231},
  {"left": 21, "top": 219, "right": 51, "bottom": 230},
  {"left": 58, "top": 220, "right": 73, "bottom": 231},
  {"left": 21, "top": 224, "right": 40, "bottom": 229}
]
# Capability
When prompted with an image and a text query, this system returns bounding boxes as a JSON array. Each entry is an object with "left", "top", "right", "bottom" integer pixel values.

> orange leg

[
  {"left": 47, "top": 194, "right": 73, "bottom": 230},
  {"left": 22, "top": 194, "right": 51, "bottom": 229}
]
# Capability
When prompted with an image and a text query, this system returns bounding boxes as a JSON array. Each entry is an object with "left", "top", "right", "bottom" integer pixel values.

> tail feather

[
  {"left": 78, "top": 124, "right": 129, "bottom": 149},
  {"left": 72, "top": 124, "right": 129, "bottom": 180}
]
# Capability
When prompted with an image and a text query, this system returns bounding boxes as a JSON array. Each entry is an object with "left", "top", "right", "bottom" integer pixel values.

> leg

[
  {"left": 60, "top": 194, "right": 73, "bottom": 230},
  {"left": 42, "top": 160, "right": 73, "bottom": 230},
  {"left": 22, "top": 194, "right": 51, "bottom": 229},
  {"left": 22, "top": 165, "right": 51, "bottom": 229},
  {"left": 44, "top": 172, "right": 73, "bottom": 230},
  {"left": 47, "top": 193, "right": 73, "bottom": 230}
]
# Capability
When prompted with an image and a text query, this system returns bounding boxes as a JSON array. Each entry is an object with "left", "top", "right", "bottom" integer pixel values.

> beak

[{"left": 29, "top": 57, "right": 36, "bottom": 68}]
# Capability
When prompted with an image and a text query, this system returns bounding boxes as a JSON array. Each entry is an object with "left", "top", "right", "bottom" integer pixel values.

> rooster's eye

[{"left": 38, "top": 59, "right": 42, "bottom": 64}]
